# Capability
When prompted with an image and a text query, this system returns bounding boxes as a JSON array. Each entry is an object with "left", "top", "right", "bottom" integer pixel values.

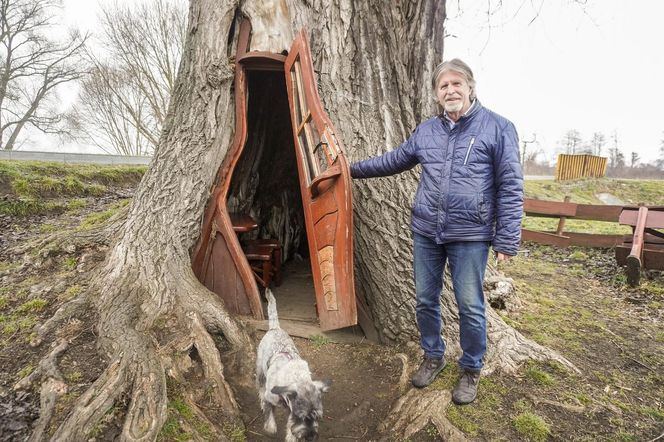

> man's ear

[
  {"left": 314, "top": 379, "right": 332, "bottom": 393},
  {"left": 271, "top": 385, "right": 297, "bottom": 398}
]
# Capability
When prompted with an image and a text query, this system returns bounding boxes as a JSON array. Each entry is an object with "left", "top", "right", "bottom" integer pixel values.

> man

[{"left": 350, "top": 59, "right": 523, "bottom": 405}]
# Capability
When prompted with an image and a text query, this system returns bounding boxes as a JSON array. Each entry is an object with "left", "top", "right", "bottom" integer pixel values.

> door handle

[{"left": 310, "top": 164, "right": 341, "bottom": 198}]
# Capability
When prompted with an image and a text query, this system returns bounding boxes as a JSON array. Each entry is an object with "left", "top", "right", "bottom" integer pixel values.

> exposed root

[
  {"left": 15, "top": 339, "right": 68, "bottom": 391},
  {"left": 439, "top": 267, "right": 579, "bottom": 376},
  {"left": 394, "top": 353, "right": 411, "bottom": 393},
  {"left": 526, "top": 394, "right": 585, "bottom": 413},
  {"left": 186, "top": 276, "right": 254, "bottom": 350},
  {"left": 185, "top": 311, "right": 240, "bottom": 416},
  {"left": 10, "top": 211, "right": 122, "bottom": 258},
  {"left": 51, "top": 357, "right": 129, "bottom": 441},
  {"left": 14, "top": 339, "right": 69, "bottom": 442},
  {"left": 29, "top": 378, "right": 69, "bottom": 442},
  {"left": 482, "top": 308, "right": 580, "bottom": 375},
  {"left": 121, "top": 347, "right": 168, "bottom": 441},
  {"left": 485, "top": 274, "right": 522, "bottom": 312},
  {"left": 378, "top": 388, "right": 466, "bottom": 441},
  {"left": 30, "top": 294, "right": 90, "bottom": 347}
]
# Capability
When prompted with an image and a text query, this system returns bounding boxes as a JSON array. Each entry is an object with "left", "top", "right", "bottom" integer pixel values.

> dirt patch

[{"left": 226, "top": 336, "right": 405, "bottom": 441}]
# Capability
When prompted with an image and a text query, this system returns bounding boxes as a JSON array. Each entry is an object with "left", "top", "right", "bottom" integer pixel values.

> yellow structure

[{"left": 555, "top": 154, "right": 608, "bottom": 181}]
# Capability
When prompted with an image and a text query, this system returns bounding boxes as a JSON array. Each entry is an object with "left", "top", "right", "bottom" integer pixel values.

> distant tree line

[{"left": 522, "top": 129, "right": 664, "bottom": 178}]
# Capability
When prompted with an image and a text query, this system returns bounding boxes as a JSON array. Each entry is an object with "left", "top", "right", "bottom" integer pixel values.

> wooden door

[{"left": 284, "top": 30, "right": 357, "bottom": 331}]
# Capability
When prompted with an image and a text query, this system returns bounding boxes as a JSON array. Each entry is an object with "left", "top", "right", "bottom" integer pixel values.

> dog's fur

[{"left": 256, "top": 289, "right": 331, "bottom": 441}]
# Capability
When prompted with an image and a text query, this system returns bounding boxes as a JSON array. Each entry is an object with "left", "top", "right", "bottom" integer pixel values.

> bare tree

[
  {"left": 71, "top": 0, "right": 187, "bottom": 155},
  {"left": 607, "top": 130, "right": 626, "bottom": 171},
  {"left": 590, "top": 131, "right": 606, "bottom": 156},
  {"left": 561, "top": 129, "right": 581, "bottom": 154},
  {"left": 520, "top": 132, "right": 537, "bottom": 164},
  {"left": 630, "top": 151, "right": 640, "bottom": 168},
  {"left": 0, "top": 0, "right": 87, "bottom": 150}
]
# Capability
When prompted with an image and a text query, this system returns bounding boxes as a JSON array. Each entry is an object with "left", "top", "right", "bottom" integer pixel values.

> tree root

[
  {"left": 378, "top": 388, "right": 466, "bottom": 441},
  {"left": 30, "top": 294, "right": 90, "bottom": 347},
  {"left": 394, "top": 353, "right": 411, "bottom": 393},
  {"left": 50, "top": 357, "right": 130, "bottom": 441},
  {"left": 482, "top": 308, "right": 580, "bottom": 375},
  {"left": 45, "top": 286, "right": 249, "bottom": 441},
  {"left": 526, "top": 394, "right": 585, "bottom": 413},
  {"left": 184, "top": 311, "right": 240, "bottom": 416},
  {"left": 10, "top": 209, "right": 123, "bottom": 258},
  {"left": 14, "top": 339, "right": 69, "bottom": 442}
]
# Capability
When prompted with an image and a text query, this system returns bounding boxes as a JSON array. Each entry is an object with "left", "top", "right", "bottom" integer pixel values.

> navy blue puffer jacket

[{"left": 351, "top": 101, "right": 523, "bottom": 256}]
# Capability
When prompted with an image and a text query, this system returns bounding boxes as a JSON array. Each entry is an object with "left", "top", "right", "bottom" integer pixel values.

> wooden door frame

[
  {"left": 191, "top": 19, "right": 268, "bottom": 320},
  {"left": 284, "top": 29, "right": 358, "bottom": 330}
]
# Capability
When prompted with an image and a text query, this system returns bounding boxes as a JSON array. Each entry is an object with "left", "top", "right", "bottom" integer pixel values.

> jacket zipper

[{"left": 463, "top": 137, "right": 476, "bottom": 166}]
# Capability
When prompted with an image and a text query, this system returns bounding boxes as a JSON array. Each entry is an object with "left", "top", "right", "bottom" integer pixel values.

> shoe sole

[
  {"left": 411, "top": 362, "right": 446, "bottom": 388},
  {"left": 451, "top": 394, "right": 477, "bottom": 405}
]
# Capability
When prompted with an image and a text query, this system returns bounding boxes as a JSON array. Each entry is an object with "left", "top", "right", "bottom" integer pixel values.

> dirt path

[{"left": 226, "top": 336, "right": 407, "bottom": 441}]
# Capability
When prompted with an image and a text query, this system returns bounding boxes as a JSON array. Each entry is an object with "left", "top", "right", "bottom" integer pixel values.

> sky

[
  {"left": 22, "top": 0, "right": 664, "bottom": 164},
  {"left": 444, "top": 0, "right": 664, "bottom": 164}
]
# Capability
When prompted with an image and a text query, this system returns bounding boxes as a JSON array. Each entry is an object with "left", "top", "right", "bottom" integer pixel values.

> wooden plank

[
  {"left": 617, "top": 246, "right": 664, "bottom": 270},
  {"left": 644, "top": 248, "right": 664, "bottom": 270},
  {"left": 623, "top": 233, "right": 664, "bottom": 245},
  {"left": 563, "top": 232, "right": 624, "bottom": 248},
  {"left": 521, "top": 229, "right": 570, "bottom": 247},
  {"left": 615, "top": 245, "right": 630, "bottom": 265},
  {"left": 524, "top": 198, "right": 577, "bottom": 217},
  {"left": 574, "top": 204, "right": 623, "bottom": 222},
  {"left": 619, "top": 209, "right": 664, "bottom": 228}
]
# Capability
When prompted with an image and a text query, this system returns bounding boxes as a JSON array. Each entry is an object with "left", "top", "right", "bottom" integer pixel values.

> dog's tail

[{"left": 266, "top": 288, "right": 280, "bottom": 330}]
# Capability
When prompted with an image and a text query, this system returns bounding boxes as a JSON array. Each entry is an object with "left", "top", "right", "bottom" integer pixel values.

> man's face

[{"left": 436, "top": 70, "right": 472, "bottom": 115}]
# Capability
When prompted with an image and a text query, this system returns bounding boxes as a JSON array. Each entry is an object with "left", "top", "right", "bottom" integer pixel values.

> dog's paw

[{"left": 264, "top": 416, "right": 277, "bottom": 435}]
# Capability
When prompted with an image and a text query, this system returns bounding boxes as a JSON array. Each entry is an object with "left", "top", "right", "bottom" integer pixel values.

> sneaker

[
  {"left": 452, "top": 370, "right": 481, "bottom": 405},
  {"left": 411, "top": 356, "right": 446, "bottom": 388}
]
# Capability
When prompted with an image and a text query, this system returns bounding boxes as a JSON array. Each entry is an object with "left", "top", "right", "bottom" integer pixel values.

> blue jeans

[{"left": 413, "top": 232, "right": 490, "bottom": 371}]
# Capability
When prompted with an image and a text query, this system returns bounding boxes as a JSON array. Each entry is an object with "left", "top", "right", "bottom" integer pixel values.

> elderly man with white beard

[{"left": 350, "top": 59, "right": 523, "bottom": 404}]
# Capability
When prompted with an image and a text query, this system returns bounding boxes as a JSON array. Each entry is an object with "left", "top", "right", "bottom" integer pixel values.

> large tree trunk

[{"left": 20, "top": 0, "right": 574, "bottom": 440}]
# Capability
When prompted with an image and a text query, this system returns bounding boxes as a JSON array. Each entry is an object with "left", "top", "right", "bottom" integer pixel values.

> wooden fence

[
  {"left": 522, "top": 197, "right": 664, "bottom": 285},
  {"left": 555, "top": 154, "right": 607, "bottom": 181}
]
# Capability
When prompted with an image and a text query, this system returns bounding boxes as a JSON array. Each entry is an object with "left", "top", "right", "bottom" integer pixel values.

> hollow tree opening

[{"left": 227, "top": 69, "right": 318, "bottom": 322}]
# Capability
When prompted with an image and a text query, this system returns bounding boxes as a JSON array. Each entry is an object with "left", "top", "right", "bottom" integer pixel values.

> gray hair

[{"left": 431, "top": 58, "right": 477, "bottom": 101}]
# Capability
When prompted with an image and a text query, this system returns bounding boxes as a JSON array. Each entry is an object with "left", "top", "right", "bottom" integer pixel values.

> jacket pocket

[{"left": 463, "top": 137, "right": 476, "bottom": 166}]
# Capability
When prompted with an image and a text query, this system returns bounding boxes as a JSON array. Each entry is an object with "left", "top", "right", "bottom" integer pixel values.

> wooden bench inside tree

[{"left": 615, "top": 207, "right": 664, "bottom": 286}]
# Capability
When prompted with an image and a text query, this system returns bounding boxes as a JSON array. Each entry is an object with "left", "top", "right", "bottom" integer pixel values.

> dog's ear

[
  {"left": 314, "top": 379, "right": 332, "bottom": 393},
  {"left": 271, "top": 385, "right": 297, "bottom": 398}
]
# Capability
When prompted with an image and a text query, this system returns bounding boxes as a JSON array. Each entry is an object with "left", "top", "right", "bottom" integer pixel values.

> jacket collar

[{"left": 439, "top": 99, "right": 482, "bottom": 130}]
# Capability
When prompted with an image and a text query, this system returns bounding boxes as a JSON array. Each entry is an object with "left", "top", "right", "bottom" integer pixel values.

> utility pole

[{"left": 521, "top": 133, "right": 537, "bottom": 174}]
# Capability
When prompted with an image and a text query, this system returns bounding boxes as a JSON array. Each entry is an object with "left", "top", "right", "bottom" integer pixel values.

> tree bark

[{"left": 22, "top": 0, "right": 574, "bottom": 439}]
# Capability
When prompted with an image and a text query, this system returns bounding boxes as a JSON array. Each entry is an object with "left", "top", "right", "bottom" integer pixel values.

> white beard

[{"left": 444, "top": 99, "right": 463, "bottom": 113}]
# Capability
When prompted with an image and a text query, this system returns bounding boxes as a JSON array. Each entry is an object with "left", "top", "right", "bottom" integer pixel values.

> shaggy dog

[{"left": 256, "top": 289, "right": 331, "bottom": 441}]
